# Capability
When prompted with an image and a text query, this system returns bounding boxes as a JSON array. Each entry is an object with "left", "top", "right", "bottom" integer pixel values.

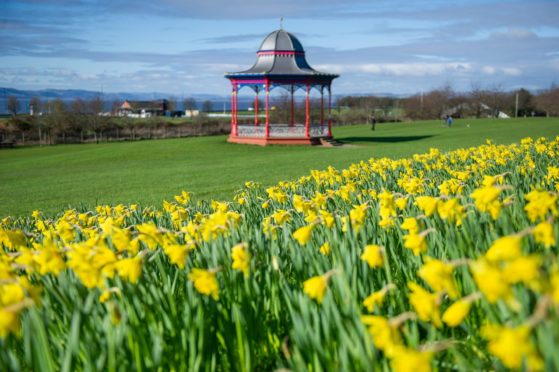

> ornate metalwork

[{"left": 236, "top": 125, "right": 328, "bottom": 138}]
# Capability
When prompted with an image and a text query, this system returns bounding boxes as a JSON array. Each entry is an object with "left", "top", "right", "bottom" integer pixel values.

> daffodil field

[{"left": 1, "top": 137, "right": 559, "bottom": 371}]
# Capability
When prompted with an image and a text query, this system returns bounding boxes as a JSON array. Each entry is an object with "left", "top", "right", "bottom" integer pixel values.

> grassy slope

[{"left": 1, "top": 118, "right": 558, "bottom": 217}]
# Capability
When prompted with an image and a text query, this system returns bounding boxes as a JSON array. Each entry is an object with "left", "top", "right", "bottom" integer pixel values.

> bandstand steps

[{"left": 320, "top": 138, "right": 344, "bottom": 147}]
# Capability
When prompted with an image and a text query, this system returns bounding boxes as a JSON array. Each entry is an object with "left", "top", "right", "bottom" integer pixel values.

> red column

[
  {"left": 254, "top": 86, "right": 259, "bottom": 126},
  {"left": 265, "top": 79, "right": 270, "bottom": 138},
  {"left": 327, "top": 84, "right": 332, "bottom": 138},
  {"left": 290, "top": 85, "right": 295, "bottom": 127},
  {"left": 231, "top": 82, "right": 237, "bottom": 136},
  {"left": 305, "top": 82, "right": 310, "bottom": 138},
  {"left": 320, "top": 86, "right": 324, "bottom": 127}
]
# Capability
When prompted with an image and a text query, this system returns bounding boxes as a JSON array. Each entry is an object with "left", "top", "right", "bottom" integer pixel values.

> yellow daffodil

[
  {"left": 408, "top": 282, "right": 441, "bottom": 327},
  {"left": 482, "top": 324, "right": 543, "bottom": 370},
  {"left": 403, "top": 233, "right": 428, "bottom": 256},
  {"left": 485, "top": 235, "right": 522, "bottom": 262},
  {"left": 418, "top": 257, "right": 459, "bottom": 298},
  {"left": 319, "top": 242, "right": 331, "bottom": 255},
  {"left": 293, "top": 224, "right": 315, "bottom": 245},
  {"left": 532, "top": 221, "right": 556, "bottom": 247},
  {"left": 303, "top": 275, "right": 328, "bottom": 303},
  {"left": 360, "top": 244, "right": 384, "bottom": 268},
  {"left": 470, "top": 186, "right": 502, "bottom": 220},
  {"left": 390, "top": 346, "right": 433, "bottom": 372},
  {"left": 115, "top": 257, "right": 142, "bottom": 284},
  {"left": 188, "top": 268, "right": 219, "bottom": 300},
  {"left": 231, "top": 243, "right": 250, "bottom": 276},
  {"left": 442, "top": 298, "right": 473, "bottom": 327}
]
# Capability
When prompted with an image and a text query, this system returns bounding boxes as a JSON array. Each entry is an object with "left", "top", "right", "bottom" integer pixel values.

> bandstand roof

[{"left": 224, "top": 29, "right": 339, "bottom": 81}]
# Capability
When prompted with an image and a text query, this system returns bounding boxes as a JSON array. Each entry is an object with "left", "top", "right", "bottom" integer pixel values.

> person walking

[
  {"left": 370, "top": 114, "right": 377, "bottom": 131},
  {"left": 446, "top": 116, "right": 453, "bottom": 127}
]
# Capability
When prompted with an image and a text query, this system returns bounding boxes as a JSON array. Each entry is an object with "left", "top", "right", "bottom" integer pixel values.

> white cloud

[
  {"left": 502, "top": 67, "right": 521, "bottom": 76},
  {"left": 481, "top": 66, "right": 496, "bottom": 74},
  {"left": 490, "top": 27, "right": 537, "bottom": 40},
  {"left": 316, "top": 62, "right": 473, "bottom": 76}
]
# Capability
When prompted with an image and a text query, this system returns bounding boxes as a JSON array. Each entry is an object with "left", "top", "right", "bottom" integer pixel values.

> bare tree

[
  {"left": 167, "top": 96, "right": 177, "bottom": 112},
  {"left": 7, "top": 96, "right": 19, "bottom": 117},
  {"left": 184, "top": 98, "right": 197, "bottom": 116},
  {"left": 202, "top": 100, "right": 213, "bottom": 113},
  {"left": 43, "top": 99, "right": 67, "bottom": 144},
  {"left": 71, "top": 98, "right": 87, "bottom": 142},
  {"left": 535, "top": 86, "right": 559, "bottom": 117},
  {"left": 29, "top": 96, "right": 41, "bottom": 116},
  {"left": 88, "top": 96, "right": 106, "bottom": 142}
]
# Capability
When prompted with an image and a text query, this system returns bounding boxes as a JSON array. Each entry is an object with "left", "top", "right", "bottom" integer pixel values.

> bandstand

[{"left": 224, "top": 29, "right": 339, "bottom": 145}]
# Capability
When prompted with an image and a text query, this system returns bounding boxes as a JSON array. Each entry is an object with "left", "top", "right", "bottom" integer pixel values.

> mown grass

[{"left": 1, "top": 117, "right": 558, "bottom": 217}]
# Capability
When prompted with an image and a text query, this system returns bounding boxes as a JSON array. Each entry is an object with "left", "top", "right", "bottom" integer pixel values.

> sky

[{"left": 1, "top": 0, "right": 558, "bottom": 97}]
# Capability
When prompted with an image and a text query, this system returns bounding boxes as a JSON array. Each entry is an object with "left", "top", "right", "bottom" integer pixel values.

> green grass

[{"left": 1, "top": 117, "right": 558, "bottom": 217}]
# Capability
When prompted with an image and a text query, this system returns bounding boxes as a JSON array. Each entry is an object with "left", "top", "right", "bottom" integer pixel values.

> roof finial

[{"left": 280, "top": 17, "right": 284, "bottom": 30}]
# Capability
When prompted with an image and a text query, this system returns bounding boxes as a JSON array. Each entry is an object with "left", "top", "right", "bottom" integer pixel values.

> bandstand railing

[{"left": 236, "top": 124, "right": 329, "bottom": 138}]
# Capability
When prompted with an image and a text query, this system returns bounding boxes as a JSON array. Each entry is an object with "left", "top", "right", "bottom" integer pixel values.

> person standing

[
  {"left": 370, "top": 114, "right": 377, "bottom": 131},
  {"left": 446, "top": 116, "right": 453, "bottom": 127}
]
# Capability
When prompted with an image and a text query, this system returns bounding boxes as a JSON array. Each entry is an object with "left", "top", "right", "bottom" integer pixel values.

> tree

[
  {"left": 29, "top": 96, "right": 41, "bottom": 116},
  {"left": 514, "top": 88, "right": 535, "bottom": 117},
  {"left": 167, "top": 97, "right": 177, "bottom": 112},
  {"left": 202, "top": 100, "right": 213, "bottom": 113},
  {"left": 88, "top": 96, "right": 107, "bottom": 143},
  {"left": 43, "top": 99, "right": 67, "bottom": 144},
  {"left": 71, "top": 98, "right": 87, "bottom": 142},
  {"left": 10, "top": 117, "right": 32, "bottom": 145},
  {"left": 535, "top": 86, "right": 559, "bottom": 117},
  {"left": 184, "top": 98, "right": 197, "bottom": 116},
  {"left": 7, "top": 96, "right": 19, "bottom": 117}
]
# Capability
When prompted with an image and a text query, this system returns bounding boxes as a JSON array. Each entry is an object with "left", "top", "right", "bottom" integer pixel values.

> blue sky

[{"left": 1, "top": 0, "right": 558, "bottom": 96}]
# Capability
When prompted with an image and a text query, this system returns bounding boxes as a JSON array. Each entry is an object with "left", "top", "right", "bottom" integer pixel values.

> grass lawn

[{"left": 1, "top": 117, "right": 558, "bottom": 217}]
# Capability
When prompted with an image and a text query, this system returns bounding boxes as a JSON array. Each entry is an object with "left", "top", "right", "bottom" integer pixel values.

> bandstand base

[{"left": 228, "top": 136, "right": 331, "bottom": 146}]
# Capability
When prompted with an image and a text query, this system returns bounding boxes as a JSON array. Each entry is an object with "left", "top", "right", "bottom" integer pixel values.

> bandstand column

[
  {"left": 231, "top": 82, "right": 238, "bottom": 136},
  {"left": 327, "top": 84, "right": 332, "bottom": 138},
  {"left": 305, "top": 81, "right": 310, "bottom": 137},
  {"left": 254, "top": 86, "right": 259, "bottom": 126},
  {"left": 290, "top": 85, "right": 295, "bottom": 127},
  {"left": 265, "top": 79, "right": 270, "bottom": 138},
  {"left": 320, "top": 85, "right": 324, "bottom": 127}
]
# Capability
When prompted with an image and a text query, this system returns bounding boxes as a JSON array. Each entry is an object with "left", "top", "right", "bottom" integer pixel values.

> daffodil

[
  {"left": 442, "top": 298, "right": 473, "bottom": 327},
  {"left": 189, "top": 268, "right": 219, "bottom": 300},
  {"left": 470, "top": 186, "right": 502, "bottom": 220},
  {"left": 115, "top": 257, "right": 142, "bottom": 284},
  {"left": 485, "top": 235, "right": 522, "bottom": 262},
  {"left": 482, "top": 324, "right": 543, "bottom": 370},
  {"left": 231, "top": 243, "right": 250, "bottom": 276},
  {"left": 360, "top": 244, "right": 384, "bottom": 268},
  {"left": 408, "top": 282, "right": 441, "bottom": 327},
  {"left": 293, "top": 224, "right": 315, "bottom": 245},
  {"left": 403, "top": 233, "right": 428, "bottom": 256},
  {"left": 415, "top": 196, "right": 439, "bottom": 217},
  {"left": 390, "top": 346, "right": 433, "bottom": 372},
  {"left": 532, "top": 221, "right": 555, "bottom": 247},
  {"left": 361, "top": 315, "right": 402, "bottom": 356},
  {"left": 319, "top": 242, "right": 331, "bottom": 255},
  {"left": 418, "top": 257, "right": 459, "bottom": 298}
]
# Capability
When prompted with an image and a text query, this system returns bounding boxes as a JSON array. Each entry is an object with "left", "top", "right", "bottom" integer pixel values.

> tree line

[
  {"left": 2, "top": 85, "right": 558, "bottom": 146},
  {"left": 1, "top": 97, "right": 226, "bottom": 146},
  {"left": 336, "top": 85, "right": 559, "bottom": 123}
]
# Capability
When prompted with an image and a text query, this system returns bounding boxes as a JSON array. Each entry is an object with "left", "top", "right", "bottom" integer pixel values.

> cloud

[
  {"left": 200, "top": 33, "right": 265, "bottom": 44},
  {"left": 315, "top": 62, "right": 473, "bottom": 76},
  {"left": 1, "top": 0, "right": 559, "bottom": 94}
]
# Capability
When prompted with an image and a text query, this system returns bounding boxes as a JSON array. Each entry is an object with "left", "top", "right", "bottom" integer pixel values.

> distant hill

[
  {"left": 0, "top": 87, "right": 225, "bottom": 102},
  {"left": 0, "top": 87, "right": 235, "bottom": 114},
  {"left": 0, "top": 87, "right": 362, "bottom": 114}
]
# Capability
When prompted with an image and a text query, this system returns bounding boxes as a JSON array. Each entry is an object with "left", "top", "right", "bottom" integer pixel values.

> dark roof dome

[
  {"left": 225, "top": 29, "right": 338, "bottom": 78},
  {"left": 258, "top": 29, "right": 305, "bottom": 52}
]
